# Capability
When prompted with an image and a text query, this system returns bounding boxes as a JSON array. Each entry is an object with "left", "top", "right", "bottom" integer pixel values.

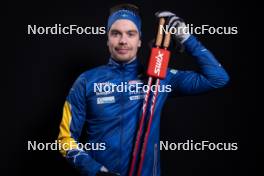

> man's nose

[{"left": 119, "top": 35, "right": 128, "bottom": 44}]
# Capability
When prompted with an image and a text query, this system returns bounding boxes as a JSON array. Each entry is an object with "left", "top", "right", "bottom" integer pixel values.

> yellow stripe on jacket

[{"left": 57, "top": 101, "right": 79, "bottom": 156}]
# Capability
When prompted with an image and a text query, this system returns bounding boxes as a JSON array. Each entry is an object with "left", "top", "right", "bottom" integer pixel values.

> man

[{"left": 57, "top": 4, "right": 229, "bottom": 176}]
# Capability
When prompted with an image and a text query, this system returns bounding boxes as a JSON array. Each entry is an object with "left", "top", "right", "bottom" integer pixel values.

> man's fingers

[
  {"left": 100, "top": 166, "right": 109, "bottom": 172},
  {"left": 169, "top": 20, "right": 182, "bottom": 28},
  {"left": 155, "top": 11, "right": 176, "bottom": 17},
  {"left": 168, "top": 16, "right": 181, "bottom": 26}
]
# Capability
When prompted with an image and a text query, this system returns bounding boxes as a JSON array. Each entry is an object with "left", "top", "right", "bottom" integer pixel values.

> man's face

[{"left": 107, "top": 19, "right": 141, "bottom": 62}]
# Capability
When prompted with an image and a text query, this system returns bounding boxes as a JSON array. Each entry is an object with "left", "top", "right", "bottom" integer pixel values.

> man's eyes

[
  {"left": 111, "top": 31, "right": 120, "bottom": 36},
  {"left": 128, "top": 32, "right": 136, "bottom": 37},
  {"left": 110, "top": 31, "right": 137, "bottom": 37}
]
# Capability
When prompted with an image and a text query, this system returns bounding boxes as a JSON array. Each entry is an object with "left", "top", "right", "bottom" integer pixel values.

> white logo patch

[
  {"left": 170, "top": 69, "right": 178, "bottom": 75},
  {"left": 129, "top": 95, "right": 145, "bottom": 101},
  {"left": 97, "top": 96, "right": 115, "bottom": 104},
  {"left": 128, "top": 80, "right": 143, "bottom": 85}
]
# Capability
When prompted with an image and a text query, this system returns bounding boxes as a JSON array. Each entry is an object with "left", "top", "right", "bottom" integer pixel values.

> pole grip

[
  {"left": 155, "top": 18, "right": 165, "bottom": 47},
  {"left": 163, "top": 31, "right": 171, "bottom": 49}
]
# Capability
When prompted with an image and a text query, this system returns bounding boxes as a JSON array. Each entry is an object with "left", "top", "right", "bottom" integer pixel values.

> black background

[{"left": 5, "top": 0, "right": 256, "bottom": 175}]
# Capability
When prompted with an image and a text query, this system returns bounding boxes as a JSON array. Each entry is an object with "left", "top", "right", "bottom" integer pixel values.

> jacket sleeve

[
  {"left": 168, "top": 35, "right": 230, "bottom": 96},
  {"left": 57, "top": 74, "right": 102, "bottom": 176}
]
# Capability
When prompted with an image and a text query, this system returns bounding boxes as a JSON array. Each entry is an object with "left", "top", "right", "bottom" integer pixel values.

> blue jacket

[{"left": 58, "top": 35, "right": 229, "bottom": 176}]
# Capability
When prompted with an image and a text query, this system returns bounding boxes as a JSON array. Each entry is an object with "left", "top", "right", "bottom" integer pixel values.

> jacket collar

[{"left": 108, "top": 57, "right": 140, "bottom": 71}]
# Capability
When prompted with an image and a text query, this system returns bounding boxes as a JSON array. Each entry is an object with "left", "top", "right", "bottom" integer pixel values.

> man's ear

[
  {"left": 138, "top": 39, "right": 141, "bottom": 47},
  {"left": 107, "top": 40, "right": 109, "bottom": 46}
]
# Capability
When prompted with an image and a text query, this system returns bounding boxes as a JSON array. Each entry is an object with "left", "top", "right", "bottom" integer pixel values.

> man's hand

[
  {"left": 155, "top": 11, "right": 190, "bottom": 43},
  {"left": 96, "top": 172, "right": 120, "bottom": 176},
  {"left": 96, "top": 166, "right": 120, "bottom": 176}
]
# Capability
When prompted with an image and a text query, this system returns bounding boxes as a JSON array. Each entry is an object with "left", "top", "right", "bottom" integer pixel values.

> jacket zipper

[{"left": 119, "top": 66, "right": 125, "bottom": 173}]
